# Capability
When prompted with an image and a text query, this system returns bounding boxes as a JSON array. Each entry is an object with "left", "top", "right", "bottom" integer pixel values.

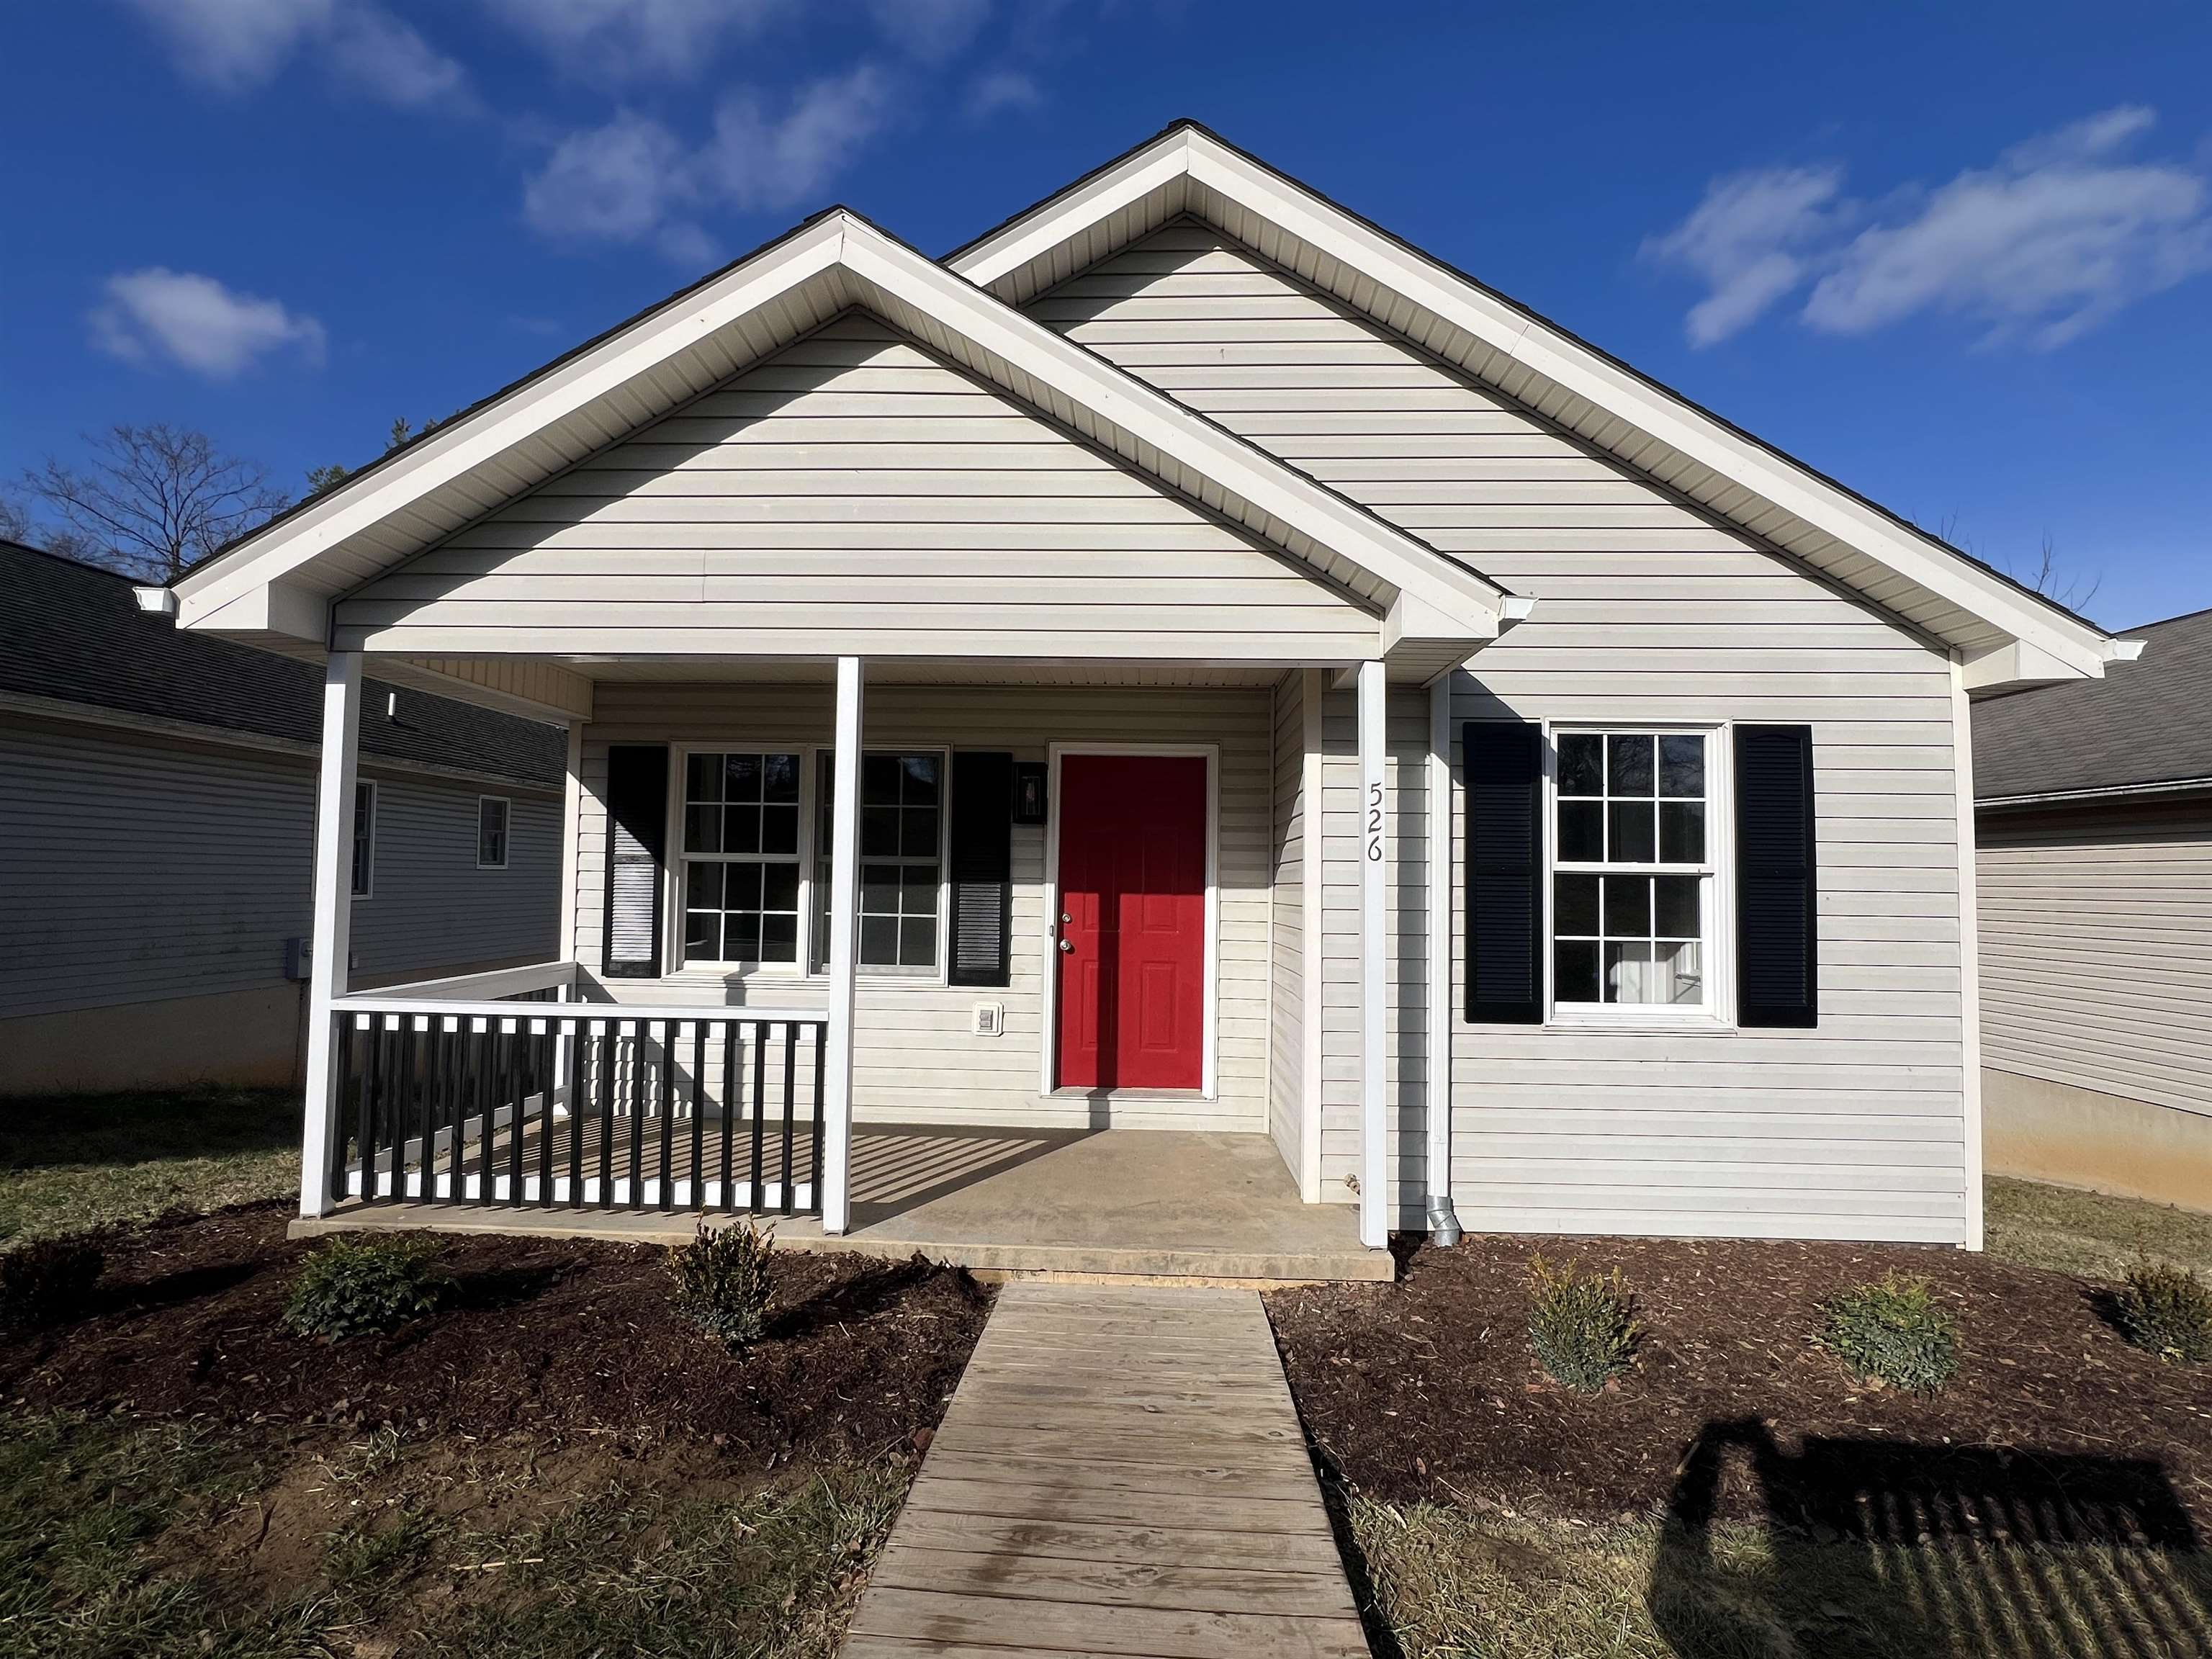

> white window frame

[
  {"left": 667, "top": 744, "right": 813, "bottom": 976},
  {"left": 475, "top": 794, "right": 511, "bottom": 870},
  {"left": 812, "top": 745, "right": 952, "bottom": 984},
  {"left": 1542, "top": 721, "right": 1735, "bottom": 1031},
  {"left": 351, "top": 780, "right": 377, "bottom": 900}
]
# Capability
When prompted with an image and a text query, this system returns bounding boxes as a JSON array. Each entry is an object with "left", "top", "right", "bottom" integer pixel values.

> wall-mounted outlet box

[
  {"left": 971, "top": 1001, "right": 1004, "bottom": 1038},
  {"left": 285, "top": 937, "right": 313, "bottom": 981}
]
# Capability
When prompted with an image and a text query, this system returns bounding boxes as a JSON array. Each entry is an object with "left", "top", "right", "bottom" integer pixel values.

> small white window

[
  {"left": 681, "top": 752, "right": 803, "bottom": 966},
  {"left": 815, "top": 751, "right": 946, "bottom": 974},
  {"left": 477, "top": 796, "right": 511, "bottom": 869},
  {"left": 351, "top": 781, "right": 377, "bottom": 899},
  {"left": 1551, "top": 730, "right": 1717, "bottom": 1016}
]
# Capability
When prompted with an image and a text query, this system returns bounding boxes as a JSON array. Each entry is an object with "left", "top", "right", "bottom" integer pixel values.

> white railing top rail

[
  {"left": 331, "top": 994, "right": 827, "bottom": 1025},
  {"left": 352, "top": 959, "right": 579, "bottom": 1002}
]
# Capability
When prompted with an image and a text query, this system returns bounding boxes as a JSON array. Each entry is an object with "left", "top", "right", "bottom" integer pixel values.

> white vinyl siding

[
  {"left": 0, "top": 716, "right": 562, "bottom": 1022},
  {"left": 1267, "top": 670, "right": 1306, "bottom": 1180},
  {"left": 570, "top": 680, "right": 1273, "bottom": 1133},
  {"left": 1977, "top": 799, "right": 2212, "bottom": 1118},
  {"left": 1042, "top": 219, "right": 1970, "bottom": 1244},
  {"left": 335, "top": 313, "right": 1378, "bottom": 663}
]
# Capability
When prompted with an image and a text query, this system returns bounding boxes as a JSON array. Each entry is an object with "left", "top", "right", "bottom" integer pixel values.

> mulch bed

[
  {"left": 1, "top": 1201, "right": 992, "bottom": 1467},
  {"left": 1268, "top": 1238, "right": 2212, "bottom": 1545}
]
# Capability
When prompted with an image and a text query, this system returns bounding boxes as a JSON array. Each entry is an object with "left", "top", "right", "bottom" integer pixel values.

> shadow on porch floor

[{"left": 295, "top": 1127, "right": 1390, "bottom": 1284}]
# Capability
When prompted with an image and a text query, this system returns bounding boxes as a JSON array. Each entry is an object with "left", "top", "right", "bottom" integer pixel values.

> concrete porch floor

[{"left": 292, "top": 1126, "right": 1391, "bottom": 1283}]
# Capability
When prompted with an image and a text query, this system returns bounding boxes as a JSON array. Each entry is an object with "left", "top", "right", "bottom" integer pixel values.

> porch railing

[{"left": 326, "top": 966, "right": 827, "bottom": 1217}]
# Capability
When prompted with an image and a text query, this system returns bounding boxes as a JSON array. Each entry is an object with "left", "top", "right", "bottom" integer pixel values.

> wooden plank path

[{"left": 842, "top": 1280, "right": 1370, "bottom": 1659}]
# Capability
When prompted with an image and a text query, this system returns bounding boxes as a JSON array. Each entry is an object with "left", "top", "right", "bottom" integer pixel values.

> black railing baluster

[
  {"left": 352, "top": 1015, "right": 374, "bottom": 1203},
  {"left": 566, "top": 1017, "right": 585, "bottom": 1207},
  {"left": 330, "top": 1015, "right": 353, "bottom": 1207},
  {"left": 748, "top": 1022, "right": 766, "bottom": 1215},
  {"left": 689, "top": 1020, "right": 705, "bottom": 1210},
  {"left": 626, "top": 1020, "right": 647, "bottom": 1208},
  {"left": 810, "top": 1023, "right": 825, "bottom": 1217},
  {"left": 503, "top": 1018, "right": 523, "bottom": 1205},
  {"left": 536, "top": 1021, "right": 554, "bottom": 1207},
  {"left": 719, "top": 1021, "right": 736, "bottom": 1213},
  {"left": 780, "top": 1022, "right": 796, "bottom": 1218},
  {"left": 596, "top": 1020, "right": 614, "bottom": 1209},
  {"left": 374, "top": 1015, "right": 399, "bottom": 1203},
  {"left": 474, "top": 1017, "right": 494, "bottom": 1202},
  {"left": 437, "top": 1020, "right": 458, "bottom": 1204},
  {"left": 657, "top": 1021, "right": 674, "bottom": 1213}
]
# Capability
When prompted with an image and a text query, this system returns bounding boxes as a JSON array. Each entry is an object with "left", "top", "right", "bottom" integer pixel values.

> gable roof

[
  {"left": 171, "top": 206, "right": 1509, "bottom": 665},
  {"left": 1974, "top": 606, "right": 2212, "bottom": 805},
  {"left": 950, "top": 120, "right": 2134, "bottom": 691},
  {"left": 2, "top": 541, "right": 563, "bottom": 788}
]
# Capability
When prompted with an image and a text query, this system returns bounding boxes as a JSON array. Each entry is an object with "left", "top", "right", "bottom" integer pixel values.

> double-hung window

[
  {"left": 682, "top": 752, "right": 802, "bottom": 966},
  {"left": 1552, "top": 730, "right": 1715, "bottom": 1014},
  {"left": 816, "top": 752, "right": 945, "bottom": 974},
  {"left": 351, "top": 781, "right": 377, "bottom": 899},
  {"left": 477, "top": 796, "right": 510, "bottom": 868}
]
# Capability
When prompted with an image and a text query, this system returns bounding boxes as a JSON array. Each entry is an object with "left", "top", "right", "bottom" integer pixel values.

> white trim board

[{"left": 950, "top": 122, "right": 2130, "bottom": 691}]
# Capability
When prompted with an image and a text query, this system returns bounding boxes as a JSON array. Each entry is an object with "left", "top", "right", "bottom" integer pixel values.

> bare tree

[
  {"left": 2011, "top": 532, "right": 2101, "bottom": 611},
  {"left": 20, "top": 425, "right": 290, "bottom": 581}
]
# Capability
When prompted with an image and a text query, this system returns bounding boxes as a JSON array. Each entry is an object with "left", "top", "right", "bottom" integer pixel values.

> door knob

[{"left": 1058, "top": 939, "right": 1074, "bottom": 953}]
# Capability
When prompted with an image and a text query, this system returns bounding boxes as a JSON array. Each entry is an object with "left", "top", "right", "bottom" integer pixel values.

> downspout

[{"left": 1425, "top": 673, "right": 1462, "bottom": 1245}]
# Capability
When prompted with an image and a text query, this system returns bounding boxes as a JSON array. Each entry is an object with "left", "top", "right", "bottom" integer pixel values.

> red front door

[{"left": 1054, "top": 755, "right": 1208, "bottom": 1091}]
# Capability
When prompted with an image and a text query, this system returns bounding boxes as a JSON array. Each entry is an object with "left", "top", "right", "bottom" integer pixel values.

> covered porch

[{"left": 297, "top": 1120, "right": 1385, "bottom": 1282}]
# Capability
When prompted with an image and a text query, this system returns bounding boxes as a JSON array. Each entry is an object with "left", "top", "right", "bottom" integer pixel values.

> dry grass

[
  {"left": 1984, "top": 1174, "right": 2212, "bottom": 1280},
  {"left": 0, "top": 1087, "right": 298, "bottom": 1245},
  {"left": 1348, "top": 1496, "right": 2212, "bottom": 1659}
]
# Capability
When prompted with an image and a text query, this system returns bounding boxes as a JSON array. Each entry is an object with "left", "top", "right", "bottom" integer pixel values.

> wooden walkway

[{"left": 843, "top": 1281, "right": 1370, "bottom": 1659}]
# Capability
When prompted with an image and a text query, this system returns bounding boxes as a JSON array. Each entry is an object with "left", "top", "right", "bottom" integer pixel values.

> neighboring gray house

[
  {"left": 1974, "top": 606, "right": 2211, "bottom": 1210},
  {"left": 0, "top": 541, "right": 565, "bottom": 1094},
  {"left": 156, "top": 124, "right": 2141, "bottom": 1259}
]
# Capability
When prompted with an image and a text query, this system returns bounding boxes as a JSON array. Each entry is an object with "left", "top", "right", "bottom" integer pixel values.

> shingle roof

[
  {"left": 1974, "top": 606, "right": 2212, "bottom": 803},
  {"left": 0, "top": 541, "right": 564, "bottom": 788}
]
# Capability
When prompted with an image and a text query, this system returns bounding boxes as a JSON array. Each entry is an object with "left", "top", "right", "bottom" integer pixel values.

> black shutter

[
  {"left": 948, "top": 751, "right": 1013, "bottom": 988},
  {"left": 1735, "top": 724, "right": 1818, "bottom": 1028},
  {"left": 1464, "top": 721, "right": 1544, "bottom": 1023},
  {"left": 601, "top": 744, "right": 669, "bottom": 979}
]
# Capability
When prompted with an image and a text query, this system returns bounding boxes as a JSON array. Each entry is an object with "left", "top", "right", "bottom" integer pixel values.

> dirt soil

[
  {"left": 1, "top": 1201, "right": 992, "bottom": 1466},
  {"left": 1267, "top": 1237, "right": 2212, "bottom": 1545}
]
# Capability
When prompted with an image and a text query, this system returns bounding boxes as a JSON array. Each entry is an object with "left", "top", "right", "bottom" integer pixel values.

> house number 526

[{"left": 1366, "top": 782, "right": 1384, "bottom": 862}]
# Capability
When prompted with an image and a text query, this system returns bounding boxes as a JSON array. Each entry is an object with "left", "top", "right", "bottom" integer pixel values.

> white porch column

[
  {"left": 822, "top": 656, "right": 864, "bottom": 1234},
  {"left": 1425, "top": 674, "right": 1461, "bottom": 1244},
  {"left": 299, "top": 650, "right": 361, "bottom": 1218},
  {"left": 1357, "top": 658, "right": 1388, "bottom": 1249}
]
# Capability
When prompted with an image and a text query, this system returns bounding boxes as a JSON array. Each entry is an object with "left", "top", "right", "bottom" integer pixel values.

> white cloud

[
  {"left": 869, "top": 0, "right": 992, "bottom": 62},
  {"left": 1640, "top": 166, "right": 1844, "bottom": 346},
  {"left": 523, "top": 67, "right": 894, "bottom": 262},
  {"left": 1646, "top": 107, "right": 2212, "bottom": 350},
  {"left": 968, "top": 67, "right": 1043, "bottom": 120},
  {"left": 484, "top": 0, "right": 791, "bottom": 79},
  {"left": 90, "top": 269, "right": 328, "bottom": 378},
  {"left": 123, "top": 0, "right": 466, "bottom": 107}
]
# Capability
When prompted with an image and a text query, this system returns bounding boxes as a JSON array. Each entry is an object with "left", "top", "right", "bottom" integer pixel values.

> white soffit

[
  {"left": 171, "top": 206, "right": 1505, "bottom": 651},
  {"left": 949, "top": 123, "right": 2129, "bottom": 686}
]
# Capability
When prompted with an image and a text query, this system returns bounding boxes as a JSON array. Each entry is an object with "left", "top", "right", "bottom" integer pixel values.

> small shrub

[
  {"left": 282, "top": 1236, "right": 453, "bottom": 1341},
  {"left": 1527, "top": 1254, "right": 1642, "bottom": 1395},
  {"left": 1820, "top": 1274, "right": 1959, "bottom": 1393},
  {"left": 2113, "top": 1259, "right": 2212, "bottom": 1364},
  {"left": 669, "top": 1220, "right": 775, "bottom": 1352},
  {"left": 0, "top": 1238, "right": 104, "bottom": 1328}
]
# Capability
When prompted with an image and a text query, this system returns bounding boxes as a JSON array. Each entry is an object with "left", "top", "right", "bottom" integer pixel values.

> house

[
  {"left": 152, "top": 123, "right": 2137, "bottom": 1264},
  {"left": 0, "top": 540, "right": 565, "bottom": 1095},
  {"left": 1973, "top": 606, "right": 2211, "bottom": 1210}
]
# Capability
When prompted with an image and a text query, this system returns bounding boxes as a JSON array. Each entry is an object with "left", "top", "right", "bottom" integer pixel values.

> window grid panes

[
  {"left": 1554, "top": 731, "right": 1710, "bottom": 1008},
  {"left": 817, "top": 752, "right": 943, "bottom": 971},
  {"left": 351, "top": 782, "right": 375, "bottom": 897},
  {"left": 477, "top": 797, "right": 509, "bottom": 868},
  {"left": 683, "top": 752, "right": 801, "bottom": 964}
]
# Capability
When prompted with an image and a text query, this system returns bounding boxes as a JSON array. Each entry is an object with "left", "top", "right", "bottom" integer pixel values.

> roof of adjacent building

[
  {"left": 1974, "top": 605, "right": 2212, "bottom": 804},
  {"left": 0, "top": 540, "right": 565, "bottom": 788}
]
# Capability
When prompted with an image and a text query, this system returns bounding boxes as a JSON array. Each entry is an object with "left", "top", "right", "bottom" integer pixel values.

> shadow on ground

[{"left": 1650, "top": 1419, "right": 2212, "bottom": 1658}]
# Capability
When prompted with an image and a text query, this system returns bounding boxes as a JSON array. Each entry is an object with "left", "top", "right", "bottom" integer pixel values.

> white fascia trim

[
  {"left": 843, "top": 220, "right": 1503, "bottom": 629},
  {"left": 957, "top": 127, "right": 2119, "bottom": 680},
  {"left": 175, "top": 219, "right": 853, "bottom": 626}
]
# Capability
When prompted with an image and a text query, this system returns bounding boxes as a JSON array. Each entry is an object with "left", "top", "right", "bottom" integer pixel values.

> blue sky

[{"left": 6, "top": 1, "right": 2208, "bottom": 629}]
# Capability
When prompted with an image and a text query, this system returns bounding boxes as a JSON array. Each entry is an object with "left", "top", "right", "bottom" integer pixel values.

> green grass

[
  {"left": 0, "top": 1409, "right": 908, "bottom": 1659},
  {"left": 1349, "top": 1497, "right": 2212, "bottom": 1659},
  {"left": 1984, "top": 1174, "right": 2212, "bottom": 1280},
  {"left": 0, "top": 1087, "right": 298, "bottom": 1245}
]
